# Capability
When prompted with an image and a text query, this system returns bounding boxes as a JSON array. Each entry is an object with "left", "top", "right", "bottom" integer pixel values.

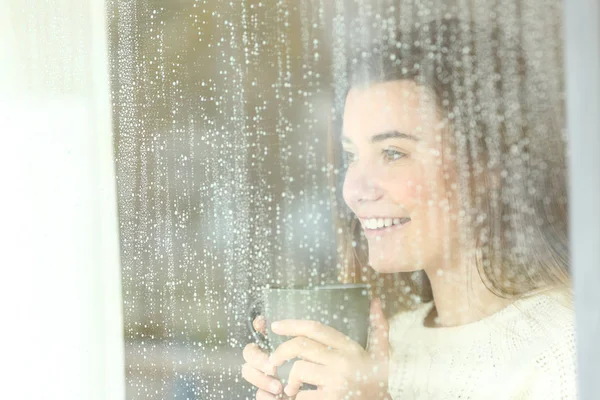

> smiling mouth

[
  {"left": 362, "top": 217, "right": 412, "bottom": 236},
  {"left": 361, "top": 217, "right": 411, "bottom": 229}
]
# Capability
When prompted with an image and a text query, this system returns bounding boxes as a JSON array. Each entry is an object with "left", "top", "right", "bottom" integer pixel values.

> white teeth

[
  {"left": 364, "top": 217, "right": 406, "bottom": 229},
  {"left": 366, "top": 219, "right": 380, "bottom": 229}
]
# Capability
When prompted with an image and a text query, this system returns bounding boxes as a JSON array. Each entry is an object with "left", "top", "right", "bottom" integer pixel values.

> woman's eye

[
  {"left": 383, "top": 148, "right": 407, "bottom": 161},
  {"left": 343, "top": 149, "right": 406, "bottom": 165},
  {"left": 343, "top": 150, "right": 357, "bottom": 164}
]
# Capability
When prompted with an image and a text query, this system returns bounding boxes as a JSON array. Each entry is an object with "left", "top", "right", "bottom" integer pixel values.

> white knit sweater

[{"left": 387, "top": 288, "right": 577, "bottom": 399}]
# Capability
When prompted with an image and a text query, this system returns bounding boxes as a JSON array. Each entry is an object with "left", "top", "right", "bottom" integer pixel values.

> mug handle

[
  {"left": 247, "top": 296, "right": 317, "bottom": 391},
  {"left": 247, "top": 297, "right": 271, "bottom": 351}
]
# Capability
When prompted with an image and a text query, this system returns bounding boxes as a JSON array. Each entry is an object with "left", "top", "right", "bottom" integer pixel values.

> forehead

[{"left": 342, "top": 80, "right": 439, "bottom": 139}]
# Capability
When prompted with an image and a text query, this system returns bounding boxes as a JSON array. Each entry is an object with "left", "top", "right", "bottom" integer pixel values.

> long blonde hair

[{"left": 327, "top": 17, "right": 571, "bottom": 319}]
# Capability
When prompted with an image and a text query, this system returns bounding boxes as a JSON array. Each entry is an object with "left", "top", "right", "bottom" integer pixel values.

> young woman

[{"left": 241, "top": 16, "right": 576, "bottom": 400}]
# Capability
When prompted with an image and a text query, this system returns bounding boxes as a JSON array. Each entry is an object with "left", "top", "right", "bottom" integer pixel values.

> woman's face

[{"left": 342, "top": 79, "right": 458, "bottom": 274}]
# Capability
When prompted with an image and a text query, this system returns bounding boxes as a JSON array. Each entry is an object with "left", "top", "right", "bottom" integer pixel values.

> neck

[{"left": 423, "top": 252, "right": 514, "bottom": 327}]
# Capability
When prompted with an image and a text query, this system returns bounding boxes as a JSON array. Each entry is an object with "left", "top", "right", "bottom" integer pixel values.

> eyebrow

[{"left": 341, "top": 130, "right": 420, "bottom": 144}]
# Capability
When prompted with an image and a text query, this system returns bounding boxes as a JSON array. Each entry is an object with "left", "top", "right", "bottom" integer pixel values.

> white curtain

[{"left": 0, "top": 1, "right": 125, "bottom": 399}]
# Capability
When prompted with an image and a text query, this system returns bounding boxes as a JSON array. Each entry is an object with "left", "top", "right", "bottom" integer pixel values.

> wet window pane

[{"left": 109, "top": 1, "right": 575, "bottom": 399}]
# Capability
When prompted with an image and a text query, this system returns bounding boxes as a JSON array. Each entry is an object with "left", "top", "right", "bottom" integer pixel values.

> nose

[{"left": 343, "top": 167, "right": 384, "bottom": 206}]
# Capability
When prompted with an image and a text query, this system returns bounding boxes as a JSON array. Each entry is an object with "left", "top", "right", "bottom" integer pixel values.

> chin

[{"left": 368, "top": 254, "right": 421, "bottom": 274}]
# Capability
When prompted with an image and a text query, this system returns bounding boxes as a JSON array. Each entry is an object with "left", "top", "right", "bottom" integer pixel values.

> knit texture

[{"left": 387, "top": 288, "right": 577, "bottom": 399}]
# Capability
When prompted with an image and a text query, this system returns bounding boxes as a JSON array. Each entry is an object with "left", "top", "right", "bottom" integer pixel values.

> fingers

[
  {"left": 243, "top": 343, "right": 277, "bottom": 375},
  {"left": 255, "top": 389, "right": 298, "bottom": 400},
  {"left": 253, "top": 315, "right": 268, "bottom": 336},
  {"left": 269, "top": 336, "right": 339, "bottom": 368},
  {"left": 242, "top": 341, "right": 286, "bottom": 398},
  {"left": 283, "top": 360, "right": 328, "bottom": 397},
  {"left": 255, "top": 389, "right": 276, "bottom": 400},
  {"left": 241, "top": 362, "right": 283, "bottom": 396},
  {"left": 271, "top": 320, "right": 362, "bottom": 354}
]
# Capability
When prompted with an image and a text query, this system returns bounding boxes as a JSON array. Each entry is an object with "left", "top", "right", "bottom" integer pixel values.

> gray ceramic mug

[{"left": 247, "top": 283, "right": 371, "bottom": 390}]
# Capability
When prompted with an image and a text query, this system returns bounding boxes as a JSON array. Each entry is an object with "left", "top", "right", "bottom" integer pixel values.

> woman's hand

[
  {"left": 268, "top": 298, "right": 390, "bottom": 400},
  {"left": 241, "top": 315, "right": 290, "bottom": 399}
]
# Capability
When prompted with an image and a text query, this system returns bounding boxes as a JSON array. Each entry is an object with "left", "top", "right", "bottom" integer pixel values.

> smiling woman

[
  {"left": 243, "top": 12, "right": 576, "bottom": 400},
  {"left": 326, "top": 14, "right": 575, "bottom": 400},
  {"left": 341, "top": 80, "right": 457, "bottom": 276},
  {"left": 330, "top": 17, "right": 571, "bottom": 315},
  {"left": 341, "top": 127, "right": 418, "bottom": 236}
]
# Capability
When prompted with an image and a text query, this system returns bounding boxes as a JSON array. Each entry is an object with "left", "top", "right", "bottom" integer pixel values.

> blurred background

[{"left": 108, "top": 1, "right": 341, "bottom": 398}]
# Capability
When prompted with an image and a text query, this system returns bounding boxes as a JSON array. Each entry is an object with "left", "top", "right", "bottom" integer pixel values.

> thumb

[{"left": 367, "top": 297, "right": 389, "bottom": 361}]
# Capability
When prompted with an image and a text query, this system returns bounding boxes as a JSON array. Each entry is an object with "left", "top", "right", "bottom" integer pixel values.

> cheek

[{"left": 384, "top": 168, "right": 426, "bottom": 208}]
